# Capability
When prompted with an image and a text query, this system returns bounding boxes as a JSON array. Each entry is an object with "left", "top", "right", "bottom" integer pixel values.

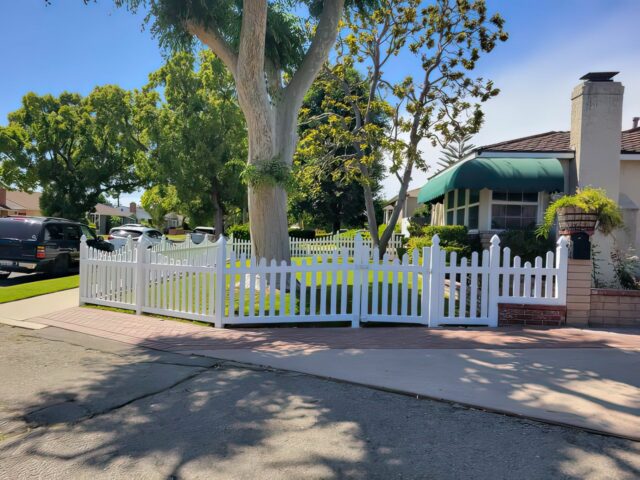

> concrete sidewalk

[
  {"left": 32, "top": 306, "right": 640, "bottom": 440},
  {"left": 0, "top": 288, "right": 79, "bottom": 325}
]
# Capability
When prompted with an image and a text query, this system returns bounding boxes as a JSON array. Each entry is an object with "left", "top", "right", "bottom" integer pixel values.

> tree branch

[
  {"left": 186, "top": 21, "right": 239, "bottom": 78},
  {"left": 285, "top": 0, "right": 345, "bottom": 109}
]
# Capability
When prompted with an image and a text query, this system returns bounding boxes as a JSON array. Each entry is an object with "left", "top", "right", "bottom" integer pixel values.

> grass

[
  {"left": 0, "top": 274, "right": 79, "bottom": 304},
  {"left": 167, "top": 234, "right": 187, "bottom": 242}
]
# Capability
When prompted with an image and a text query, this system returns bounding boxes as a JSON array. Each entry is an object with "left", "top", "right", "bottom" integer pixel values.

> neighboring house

[
  {"left": 117, "top": 202, "right": 153, "bottom": 224},
  {"left": 383, "top": 187, "right": 421, "bottom": 236},
  {"left": 89, "top": 204, "right": 134, "bottom": 235},
  {"left": 0, "top": 189, "right": 42, "bottom": 217},
  {"left": 415, "top": 72, "right": 640, "bottom": 264},
  {"left": 0, "top": 188, "right": 138, "bottom": 235}
]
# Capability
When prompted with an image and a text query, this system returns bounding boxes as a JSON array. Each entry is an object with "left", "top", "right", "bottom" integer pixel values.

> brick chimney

[
  {"left": 0, "top": 188, "right": 6, "bottom": 207},
  {"left": 570, "top": 72, "right": 623, "bottom": 199},
  {"left": 129, "top": 202, "right": 137, "bottom": 215}
]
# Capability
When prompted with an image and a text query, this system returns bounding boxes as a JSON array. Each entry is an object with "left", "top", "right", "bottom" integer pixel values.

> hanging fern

[{"left": 537, "top": 187, "right": 623, "bottom": 238}]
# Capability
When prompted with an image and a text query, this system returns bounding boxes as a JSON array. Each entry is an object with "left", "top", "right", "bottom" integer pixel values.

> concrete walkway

[{"left": 30, "top": 305, "right": 640, "bottom": 440}]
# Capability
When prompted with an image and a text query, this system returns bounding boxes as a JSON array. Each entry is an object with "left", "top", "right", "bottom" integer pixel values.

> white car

[
  {"left": 107, "top": 225, "right": 164, "bottom": 250},
  {"left": 190, "top": 226, "right": 215, "bottom": 244}
]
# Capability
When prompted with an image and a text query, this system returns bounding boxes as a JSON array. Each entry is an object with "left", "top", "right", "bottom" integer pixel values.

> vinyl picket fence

[
  {"left": 80, "top": 234, "right": 568, "bottom": 328},
  {"left": 149, "top": 232, "right": 404, "bottom": 262}
]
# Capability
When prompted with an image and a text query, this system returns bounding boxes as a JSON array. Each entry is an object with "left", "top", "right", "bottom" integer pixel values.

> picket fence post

[
  {"left": 427, "top": 234, "right": 441, "bottom": 327},
  {"left": 487, "top": 234, "right": 501, "bottom": 327},
  {"left": 79, "top": 235, "right": 87, "bottom": 305},
  {"left": 135, "top": 239, "right": 146, "bottom": 315},
  {"left": 351, "top": 233, "right": 363, "bottom": 328},
  {"left": 555, "top": 235, "right": 569, "bottom": 303},
  {"left": 214, "top": 235, "right": 226, "bottom": 328}
]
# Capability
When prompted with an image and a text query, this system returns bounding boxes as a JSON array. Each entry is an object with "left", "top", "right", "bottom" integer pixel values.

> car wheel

[
  {"left": 0, "top": 272, "right": 10, "bottom": 280},
  {"left": 53, "top": 255, "right": 70, "bottom": 276}
]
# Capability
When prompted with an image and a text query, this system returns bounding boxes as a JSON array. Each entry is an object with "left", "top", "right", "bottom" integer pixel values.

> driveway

[{"left": 1, "top": 324, "right": 638, "bottom": 479}]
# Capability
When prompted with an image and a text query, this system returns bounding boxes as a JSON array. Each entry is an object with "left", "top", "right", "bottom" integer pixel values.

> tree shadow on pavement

[{"left": 0, "top": 330, "right": 639, "bottom": 480}]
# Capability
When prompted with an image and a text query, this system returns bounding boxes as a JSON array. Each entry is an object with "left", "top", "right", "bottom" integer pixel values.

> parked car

[
  {"left": 0, "top": 216, "right": 113, "bottom": 278},
  {"left": 107, "top": 225, "right": 164, "bottom": 250},
  {"left": 190, "top": 226, "right": 215, "bottom": 244}
]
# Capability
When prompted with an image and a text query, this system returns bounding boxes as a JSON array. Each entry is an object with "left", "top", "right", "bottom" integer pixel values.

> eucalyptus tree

[
  {"left": 0, "top": 87, "right": 146, "bottom": 220},
  {"left": 307, "top": 0, "right": 507, "bottom": 253},
  {"left": 107, "top": 0, "right": 370, "bottom": 262}
]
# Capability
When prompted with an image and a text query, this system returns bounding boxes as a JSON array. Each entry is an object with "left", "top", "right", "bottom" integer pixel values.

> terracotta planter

[{"left": 556, "top": 206, "right": 598, "bottom": 235}]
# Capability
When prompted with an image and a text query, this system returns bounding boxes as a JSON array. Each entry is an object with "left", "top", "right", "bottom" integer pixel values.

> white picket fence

[
  {"left": 149, "top": 232, "right": 404, "bottom": 262},
  {"left": 80, "top": 234, "right": 568, "bottom": 328}
]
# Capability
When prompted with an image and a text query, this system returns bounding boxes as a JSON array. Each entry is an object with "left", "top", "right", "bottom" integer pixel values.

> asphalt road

[{"left": 0, "top": 324, "right": 638, "bottom": 480}]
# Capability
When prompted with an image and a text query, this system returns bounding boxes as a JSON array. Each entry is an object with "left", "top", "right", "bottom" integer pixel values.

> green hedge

[
  {"left": 499, "top": 229, "right": 554, "bottom": 264},
  {"left": 288, "top": 228, "right": 316, "bottom": 239},
  {"left": 407, "top": 225, "right": 473, "bottom": 258},
  {"left": 227, "top": 224, "right": 250, "bottom": 240}
]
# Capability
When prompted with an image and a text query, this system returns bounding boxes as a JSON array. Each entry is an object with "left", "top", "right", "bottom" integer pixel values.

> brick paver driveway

[{"left": 33, "top": 306, "right": 640, "bottom": 353}]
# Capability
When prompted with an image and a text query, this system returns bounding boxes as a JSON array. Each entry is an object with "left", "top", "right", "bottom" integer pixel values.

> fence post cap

[
  {"left": 557, "top": 235, "right": 569, "bottom": 247},
  {"left": 80, "top": 234, "right": 87, "bottom": 244},
  {"left": 431, "top": 233, "right": 440, "bottom": 246},
  {"left": 490, "top": 234, "right": 501, "bottom": 246}
]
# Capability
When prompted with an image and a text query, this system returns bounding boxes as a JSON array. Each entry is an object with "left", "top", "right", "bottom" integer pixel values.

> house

[
  {"left": 0, "top": 189, "right": 42, "bottom": 217},
  {"left": 116, "top": 202, "right": 153, "bottom": 224},
  {"left": 0, "top": 187, "right": 139, "bottom": 234},
  {"left": 416, "top": 72, "right": 640, "bottom": 271},
  {"left": 383, "top": 187, "right": 421, "bottom": 236}
]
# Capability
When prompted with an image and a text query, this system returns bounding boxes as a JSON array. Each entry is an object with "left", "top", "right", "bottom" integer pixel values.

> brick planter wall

[
  {"left": 589, "top": 289, "right": 640, "bottom": 327},
  {"left": 498, "top": 303, "right": 567, "bottom": 326}
]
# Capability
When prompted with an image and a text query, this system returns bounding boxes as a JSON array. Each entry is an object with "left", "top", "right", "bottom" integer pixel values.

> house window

[
  {"left": 444, "top": 189, "right": 480, "bottom": 230},
  {"left": 491, "top": 191, "right": 538, "bottom": 229}
]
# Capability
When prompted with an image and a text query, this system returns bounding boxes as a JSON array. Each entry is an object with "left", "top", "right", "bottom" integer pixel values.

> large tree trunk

[{"left": 211, "top": 189, "right": 225, "bottom": 241}]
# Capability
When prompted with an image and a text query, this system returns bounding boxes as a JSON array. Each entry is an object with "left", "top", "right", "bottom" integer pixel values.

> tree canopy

[
  {"left": 0, "top": 86, "right": 146, "bottom": 220},
  {"left": 309, "top": 0, "right": 507, "bottom": 251},
  {"left": 137, "top": 50, "right": 247, "bottom": 234}
]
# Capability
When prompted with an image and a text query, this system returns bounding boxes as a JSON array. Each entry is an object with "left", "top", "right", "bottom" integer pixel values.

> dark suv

[{"left": 0, "top": 216, "right": 113, "bottom": 278}]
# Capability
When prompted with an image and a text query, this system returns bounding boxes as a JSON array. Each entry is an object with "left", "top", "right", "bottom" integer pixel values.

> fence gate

[{"left": 80, "top": 234, "right": 568, "bottom": 328}]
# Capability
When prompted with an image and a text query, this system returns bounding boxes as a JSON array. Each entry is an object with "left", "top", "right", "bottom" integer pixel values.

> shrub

[
  {"left": 228, "top": 224, "right": 250, "bottom": 240},
  {"left": 407, "top": 225, "right": 473, "bottom": 258},
  {"left": 499, "top": 229, "right": 554, "bottom": 264},
  {"left": 288, "top": 228, "right": 316, "bottom": 239},
  {"left": 421, "top": 225, "right": 468, "bottom": 245}
]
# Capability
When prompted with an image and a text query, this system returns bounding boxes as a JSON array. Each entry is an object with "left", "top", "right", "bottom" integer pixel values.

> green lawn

[
  {"left": 167, "top": 234, "right": 187, "bottom": 242},
  {"left": 0, "top": 275, "right": 79, "bottom": 304}
]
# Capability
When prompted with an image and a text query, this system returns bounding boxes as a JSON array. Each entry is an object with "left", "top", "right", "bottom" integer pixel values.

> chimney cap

[{"left": 580, "top": 72, "right": 619, "bottom": 82}]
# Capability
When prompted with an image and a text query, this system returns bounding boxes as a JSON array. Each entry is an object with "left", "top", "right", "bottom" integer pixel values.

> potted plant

[{"left": 537, "top": 187, "right": 623, "bottom": 238}]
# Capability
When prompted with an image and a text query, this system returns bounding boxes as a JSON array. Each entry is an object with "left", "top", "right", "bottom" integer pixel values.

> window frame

[
  {"left": 444, "top": 188, "right": 480, "bottom": 232},
  {"left": 490, "top": 191, "right": 541, "bottom": 230}
]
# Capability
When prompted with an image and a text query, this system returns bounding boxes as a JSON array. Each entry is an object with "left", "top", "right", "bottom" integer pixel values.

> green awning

[{"left": 417, "top": 157, "right": 564, "bottom": 204}]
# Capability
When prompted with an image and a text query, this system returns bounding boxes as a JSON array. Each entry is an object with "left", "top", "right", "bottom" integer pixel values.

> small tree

[
  {"left": 140, "top": 185, "right": 181, "bottom": 229},
  {"left": 0, "top": 87, "right": 146, "bottom": 220},
  {"left": 307, "top": 0, "right": 507, "bottom": 254},
  {"left": 437, "top": 132, "right": 476, "bottom": 170}
]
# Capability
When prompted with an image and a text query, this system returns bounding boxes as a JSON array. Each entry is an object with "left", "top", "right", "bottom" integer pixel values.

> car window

[
  {"left": 146, "top": 230, "right": 163, "bottom": 239},
  {"left": 80, "top": 225, "right": 96, "bottom": 240},
  {"left": 45, "top": 224, "right": 64, "bottom": 241},
  {"left": 64, "top": 225, "right": 81, "bottom": 241},
  {"left": 0, "top": 219, "right": 42, "bottom": 241},
  {"left": 111, "top": 229, "right": 142, "bottom": 238}
]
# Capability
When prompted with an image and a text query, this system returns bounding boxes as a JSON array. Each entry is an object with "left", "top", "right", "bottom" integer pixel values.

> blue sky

[{"left": 1, "top": 0, "right": 639, "bottom": 203}]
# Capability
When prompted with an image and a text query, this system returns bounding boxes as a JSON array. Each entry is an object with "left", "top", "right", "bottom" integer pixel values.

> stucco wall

[{"left": 619, "top": 161, "right": 640, "bottom": 251}]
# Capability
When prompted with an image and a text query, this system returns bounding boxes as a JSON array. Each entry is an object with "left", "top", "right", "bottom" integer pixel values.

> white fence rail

[{"left": 81, "top": 234, "right": 568, "bottom": 328}]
